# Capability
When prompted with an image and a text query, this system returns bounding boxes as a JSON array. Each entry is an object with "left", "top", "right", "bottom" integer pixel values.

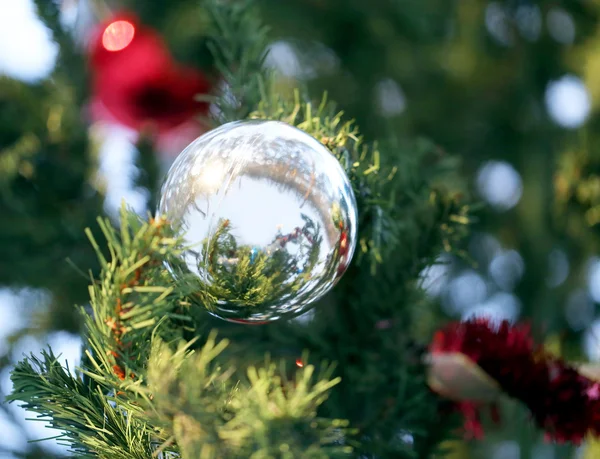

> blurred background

[{"left": 2, "top": 0, "right": 600, "bottom": 457}]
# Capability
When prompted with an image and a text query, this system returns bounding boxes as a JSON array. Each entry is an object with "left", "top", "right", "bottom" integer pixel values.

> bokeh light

[
  {"left": 265, "top": 40, "right": 339, "bottom": 80},
  {"left": 492, "top": 441, "right": 519, "bottom": 459},
  {"left": 587, "top": 257, "right": 600, "bottom": 303},
  {"left": 375, "top": 78, "right": 406, "bottom": 117},
  {"left": 545, "top": 75, "right": 591, "bottom": 129},
  {"left": 445, "top": 270, "right": 488, "bottom": 315},
  {"left": 547, "top": 8, "right": 576, "bottom": 45},
  {"left": 547, "top": 248, "right": 569, "bottom": 288},
  {"left": 515, "top": 5, "right": 541, "bottom": 42},
  {"left": 462, "top": 292, "right": 521, "bottom": 323},
  {"left": 476, "top": 161, "right": 523, "bottom": 211},
  {"left": 102, "top": 20, "right": 135, "bottom": 52},
  {"left": 469, "top": 232, "right": 501, "bottom": 266},
  {"left": 565, "top": 289, "right": 594, "bottom": 331},
  {"left": 420, "top": 255, "right": 452, "bottom": 297},
  {"left": 584, "top": 319, "right": 600, "bottom": 362},
  {"left": 489, "top": 249, "right": 524, "bottom": 291},
  {"left": 485, "top": 2, "right": 514, "bottom": 46}
]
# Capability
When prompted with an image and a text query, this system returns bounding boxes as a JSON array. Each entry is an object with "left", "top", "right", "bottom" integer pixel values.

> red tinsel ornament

[
  {"left": 428, "top": 318, "right": 600, "bottom": 444},
  {"left": 88, "top": 13, "right": 212, "bottom": 138}
]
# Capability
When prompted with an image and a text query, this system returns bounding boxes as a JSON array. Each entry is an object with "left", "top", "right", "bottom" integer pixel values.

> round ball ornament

[{"left": 158, "top": 120, "right": 358, "bottom": 323}]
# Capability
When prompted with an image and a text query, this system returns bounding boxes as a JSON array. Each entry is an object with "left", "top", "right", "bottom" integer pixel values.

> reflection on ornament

[
  {"left": 193, "top": 159, "right": 228, "bottom": 194},
  {"left": 339, "top": 230, "right": 348, "bottom": 254},
  {"left": 102, "top": 20, "right": 135, "bottom": 52},
  {"left": 158, "top": 120, "right": 358, "bottom": 323},
  {"left": 249, "top": 247, "right": 258, "bottom": 264},
  {"left": 296, "top": 358, "right": 305, "bottom": 368}
]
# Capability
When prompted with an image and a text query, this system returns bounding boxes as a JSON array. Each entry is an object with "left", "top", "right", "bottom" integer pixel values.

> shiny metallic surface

[{"left": 158, "top": 120, "right": 358, "bottom": 323}]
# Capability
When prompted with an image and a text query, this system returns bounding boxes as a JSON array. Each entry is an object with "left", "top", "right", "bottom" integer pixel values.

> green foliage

[
  {"left": 9, "top": 348, "right": 155, "bottom": 458},
  {"left": 205, "top": 0, "right": 272, "bottom": 123},
  {"left": 554, "top": 138, "right": 600, "bottom": 247},
  {"left": 251, "top": 91, "right": 470, "bottom": 275},
  {"left": 0, "top": 74, "right": 102, "bottom": 330},
  {"left": 81, "top": 210, "right": 189, "bottom": 385},
  {"left": 9, "top": 210, "right": 356, "bottom": 458},
  {"left": 146, "top": 337, "right": 352, "bottom": 458},
  {"left": 0, "top": 0, "right": 102, "bottom": 337}
]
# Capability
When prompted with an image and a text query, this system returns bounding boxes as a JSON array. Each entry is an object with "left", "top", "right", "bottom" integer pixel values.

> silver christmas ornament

[{"left": 158, "top": 120, "right": 358, "bottom": 323}]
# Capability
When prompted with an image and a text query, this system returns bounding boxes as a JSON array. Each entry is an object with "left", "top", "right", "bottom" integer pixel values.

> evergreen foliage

[{"left": 2, "top": 0, "right": 599, "bottom": 458}]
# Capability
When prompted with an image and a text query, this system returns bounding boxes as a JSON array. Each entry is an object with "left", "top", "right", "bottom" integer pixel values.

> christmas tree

[{"left": 2, "top": 0, "right": 600, "bottom": 458}]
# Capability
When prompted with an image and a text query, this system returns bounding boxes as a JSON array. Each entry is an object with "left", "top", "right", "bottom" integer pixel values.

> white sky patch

[
  {"left": 0, "top": 406, "right": 27, "bottom": 453},
  {"left": 0, "top": 291, "right": 27, "bottom": 356},
  {"left": 0, "top": 288, "right": 50, "bottom": 356},
  {"left": 4, "top": 332, "right": 81, "bottom": 455},
  {"left": 95, "top": 124, "right": 149, "bottom": 219},
  {"left": 0, "top": 0, "right": 58, "bottom": 82}
]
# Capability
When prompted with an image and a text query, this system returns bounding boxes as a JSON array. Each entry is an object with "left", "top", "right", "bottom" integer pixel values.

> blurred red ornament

[
  {"left": 295, "top": 358, "right": 304, "bottom": 368},
  {"left": 88, "top": 13, "right": 212, "bottom": 149},
  {"left": 428, "top": 318, "right": 600, "bottom": 444}
]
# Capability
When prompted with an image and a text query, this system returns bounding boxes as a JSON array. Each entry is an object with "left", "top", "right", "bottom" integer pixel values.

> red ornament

[
  {"left": 295, "top": 358, "right": 304, "bottom": 368},
  {"left": 88, "top": 13, "right": 212, "bottom": 138},
  {"left": 430, "top": 318, "right": 600, "bottom": 444}
]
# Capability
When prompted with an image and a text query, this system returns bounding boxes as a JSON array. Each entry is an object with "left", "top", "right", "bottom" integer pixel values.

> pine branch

[
  {"left": 141, "top": 335, "right": 354, "bottom": 458},
  {"left": 138, "top": 335, "right": 233, "bottom": 458},
  {"left": 8, "top": 349, "right": 154, "bottom": 458},
  {"left": 9, "top": 206, "right": 355, "bottom": 457},
  {"left": 221, "top": 362, "right": 354, "bottom": 458},
  {"left": 205, "top": 0, "right": 272, "bottom": 122},
  {"left": 81, "top": 207, "right": 190, "bottom": 386}
]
